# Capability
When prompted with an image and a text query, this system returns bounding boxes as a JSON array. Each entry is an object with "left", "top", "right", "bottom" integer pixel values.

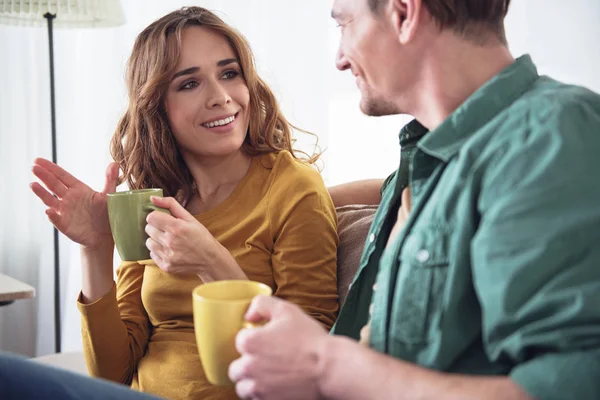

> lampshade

[{"left": 0, "top": 0, "right": 125, "bottom": 28}]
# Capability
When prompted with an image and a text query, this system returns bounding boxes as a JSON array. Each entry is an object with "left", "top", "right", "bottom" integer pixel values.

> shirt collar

[
  {"left": 418, "top": 54, "right": 539, "bottom": 162},
  {"left": 398, "top": 119, "right": 429, "bottom": 146}
]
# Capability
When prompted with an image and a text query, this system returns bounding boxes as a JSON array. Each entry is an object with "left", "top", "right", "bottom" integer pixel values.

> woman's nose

[{"left": 206, "top": 81, "right": 231, "bottom": 108}]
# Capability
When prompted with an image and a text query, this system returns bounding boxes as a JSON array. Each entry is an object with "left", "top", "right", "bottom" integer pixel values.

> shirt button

[
  {"left": 369, "top": 233, "right": 375, "bottom": 243},
  {"left": 416, "top": 249, "right": 430, "bottom": 262}
]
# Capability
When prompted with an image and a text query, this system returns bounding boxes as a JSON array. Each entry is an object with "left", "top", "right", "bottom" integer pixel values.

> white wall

[
  {"left": 1, "top": 0, "right": 599, "bottom": 356},
  {"left": 505, "top": 0, "right": 600, "bottom": 94}
]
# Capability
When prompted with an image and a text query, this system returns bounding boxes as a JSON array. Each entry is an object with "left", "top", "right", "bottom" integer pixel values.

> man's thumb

[{"left": 244, "top": 295, "right": 278, "bottom": 323}]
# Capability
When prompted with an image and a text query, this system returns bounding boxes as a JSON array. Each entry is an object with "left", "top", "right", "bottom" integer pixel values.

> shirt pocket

[{"left": 391, "top": 224, "right": 451, "bottom": 346}]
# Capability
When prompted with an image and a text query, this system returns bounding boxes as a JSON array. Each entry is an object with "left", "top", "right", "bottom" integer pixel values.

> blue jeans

[{"left": 0, "top": 352, "right": 163, "bottom": 400}]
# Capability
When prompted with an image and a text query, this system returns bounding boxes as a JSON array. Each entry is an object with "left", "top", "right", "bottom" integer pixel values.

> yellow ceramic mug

[{"left": 192, "top": 280, "right": 272, "bottom": 386}]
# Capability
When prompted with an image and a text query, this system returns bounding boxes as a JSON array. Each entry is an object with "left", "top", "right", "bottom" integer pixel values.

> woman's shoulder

[
  {"left": 258, "top": 151, "right": 325, "bottom": 193},
  {"left": 259, "top": 151, "right": 335, "bottom": 227}
]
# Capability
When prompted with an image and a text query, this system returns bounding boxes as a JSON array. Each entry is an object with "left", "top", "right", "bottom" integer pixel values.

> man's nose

[{"left": 335, "top": 45, "right": 350, "bottom": 71}]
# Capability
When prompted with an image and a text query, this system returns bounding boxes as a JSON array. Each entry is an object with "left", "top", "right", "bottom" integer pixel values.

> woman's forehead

[{"left": 177, "top": 26, "right": 237, "bottom": 64}]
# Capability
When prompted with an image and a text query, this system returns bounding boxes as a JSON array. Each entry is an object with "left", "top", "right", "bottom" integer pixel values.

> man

[{"left": 228, "top": 0, "right": 600, "bottom": 399}]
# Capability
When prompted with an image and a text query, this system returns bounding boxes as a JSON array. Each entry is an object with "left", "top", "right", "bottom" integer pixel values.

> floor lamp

[{"left": 0, "top": 0, "right": 125, "bottom": 353}]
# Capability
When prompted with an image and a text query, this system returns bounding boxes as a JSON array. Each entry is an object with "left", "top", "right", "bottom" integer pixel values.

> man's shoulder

[
  {"left": 476, "top": 78, "right": 600, "bottom": 154},
  {"left": 460, "top": 79, "right": 600, "bottom": 188},
  {"left": 518, "top": 77, "right": 600, "bottom": 132}
]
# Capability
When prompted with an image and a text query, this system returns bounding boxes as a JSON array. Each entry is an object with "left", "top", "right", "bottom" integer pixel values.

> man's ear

[{"left": 387, "top": 0, "right": 421, "bottom": 44}]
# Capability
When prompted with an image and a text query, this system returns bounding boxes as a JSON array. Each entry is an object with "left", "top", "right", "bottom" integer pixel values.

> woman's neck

[{"left": 183, "top": 150, "right": 253, "bottom": 214}]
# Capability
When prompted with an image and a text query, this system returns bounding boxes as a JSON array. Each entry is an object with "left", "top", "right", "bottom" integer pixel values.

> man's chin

[{"left": 359, "top": 97, "right": 399, "bottom": 117}]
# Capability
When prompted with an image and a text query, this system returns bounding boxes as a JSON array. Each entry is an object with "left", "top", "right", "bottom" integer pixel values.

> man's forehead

[{"left": 331, "top": 0, "right": 354, "bottom": 20}]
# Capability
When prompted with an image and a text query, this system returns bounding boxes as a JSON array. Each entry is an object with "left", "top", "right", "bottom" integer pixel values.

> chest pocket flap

[{"left": 390, "top": 224, "right": 452, "bottom": 346}]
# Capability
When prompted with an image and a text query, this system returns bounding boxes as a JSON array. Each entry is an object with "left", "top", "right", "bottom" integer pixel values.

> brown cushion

[{"left": 336, "top": 205, "right": 378, "bottom": 307}]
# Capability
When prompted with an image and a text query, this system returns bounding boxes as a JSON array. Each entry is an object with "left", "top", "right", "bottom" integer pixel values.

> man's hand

[
  {"left": 229, "top": 296, "right": 330, "bottom": 400},
  {"left": 360, "top": 186, "right": 412, "bottom": 346},
  {"left": 386, "top": 186, "right": 411, "bottom": 247}
]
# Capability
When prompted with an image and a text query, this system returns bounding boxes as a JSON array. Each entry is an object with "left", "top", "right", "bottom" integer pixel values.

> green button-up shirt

[{"left": 332, "top": 55, "right": 600, "bottom": 399}]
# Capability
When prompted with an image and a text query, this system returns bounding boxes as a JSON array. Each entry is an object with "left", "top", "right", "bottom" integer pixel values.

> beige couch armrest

[{"left": 336, "top": 205, "right": 378, "bottom": 307}]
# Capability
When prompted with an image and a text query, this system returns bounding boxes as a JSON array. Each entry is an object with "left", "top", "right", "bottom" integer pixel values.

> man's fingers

[
  {"left": 235, "top": 325, "right": 261, "bottom": 355},
  {"left": 244, "top": 295, "right": 280, "bottom": 323},
  {"left": 359, "top": 322, "right": 371, "bottom": 346},
  {"left": 235, "top": 296, "right": 284, "bottom": 355},
  {"left": 229, "top": 355, "right": 253, "bottom": 384},
  {"left": 33, "top": 158, "right": 80, "bottom": 188},
  {"left": 401, "top": 186, "right": 412, "bottom": 213},
  {"left": 234, "top": 378, "right": 258, "bottom": 400}
]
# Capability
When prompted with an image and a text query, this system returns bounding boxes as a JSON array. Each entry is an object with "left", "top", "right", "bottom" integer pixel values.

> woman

[{"left": 30, "top": 7, "right": 338, "bottom": 399}]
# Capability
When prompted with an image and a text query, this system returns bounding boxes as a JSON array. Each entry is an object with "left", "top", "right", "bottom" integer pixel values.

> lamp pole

[{"left": 43, "top": 11, "right": 61, "bottom": 354}]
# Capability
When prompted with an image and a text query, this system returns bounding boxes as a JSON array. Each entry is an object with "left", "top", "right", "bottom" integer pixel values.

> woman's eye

[
  {"left": 222, "top": 70, "right": 240, "bottom": 80},
  {"left": 179, "top": 81, "right": 198, "bottom": 90}
]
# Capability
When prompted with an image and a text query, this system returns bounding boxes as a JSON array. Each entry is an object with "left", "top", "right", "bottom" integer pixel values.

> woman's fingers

[
  {"left": 30, "top": 182, "right": 60, "bottom": 209},
  {"left": 32, "top": 164, "right": 69, "bottom": 198},
  {"left": 33, "top": 158, "right": 81, "bottom": 189},
  {"left": 45, "top": 208, "right": 65, "bottom": 232},
  {"left": 147, "top": 238, "right": 169, "bottom": 261},
  {"left": 145, "top": 223, "right": 167, "bottom": 248},
  {"left": 102, "top": 162, "right": 119, "bottom": 195},
  {"left": 149, "top": 250, "right": 166, "bottom": 269},
  {"left": 32, "top": 184, "right": 66, "bottom": 232}
]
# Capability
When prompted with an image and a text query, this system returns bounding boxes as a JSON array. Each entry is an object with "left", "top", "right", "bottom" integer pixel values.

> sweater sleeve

[
  {"left": 268, "top": 154, "right": 339, "bottom": 329},
  {"left": 77, "top": 261, "right": 151, "bottom": 385}
]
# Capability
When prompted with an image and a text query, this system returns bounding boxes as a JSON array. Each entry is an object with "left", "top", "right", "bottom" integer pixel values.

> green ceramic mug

[{"left": 106, "top": 188, "right": 170, "bottom": 261}]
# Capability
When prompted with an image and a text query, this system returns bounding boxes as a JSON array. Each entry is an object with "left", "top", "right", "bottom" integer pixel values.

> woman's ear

[{"left": 388, "top": 0, "right": 422, "bottom": 45}]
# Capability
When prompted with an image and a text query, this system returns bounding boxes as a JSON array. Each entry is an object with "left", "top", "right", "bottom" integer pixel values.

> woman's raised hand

[{"left": 30, "top": 158, "right": 119, "bottom": 250}]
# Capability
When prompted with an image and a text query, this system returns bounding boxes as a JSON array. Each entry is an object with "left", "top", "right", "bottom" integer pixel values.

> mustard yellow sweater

[{"left": 77, "top": 151, "right": 339, "bottom": 399}]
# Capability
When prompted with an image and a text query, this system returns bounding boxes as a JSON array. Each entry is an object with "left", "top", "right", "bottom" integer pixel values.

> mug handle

[
  {"left": 242, "top": 320, "right": 267, "bottom": 329},
  {"left": 143, "top": 204, "right": 172, "bottom": 216}
]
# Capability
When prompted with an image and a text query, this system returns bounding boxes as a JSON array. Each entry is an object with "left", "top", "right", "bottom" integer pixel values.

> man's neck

[{"left": 411, "top": 32, "right": 515, "bottom": 131}]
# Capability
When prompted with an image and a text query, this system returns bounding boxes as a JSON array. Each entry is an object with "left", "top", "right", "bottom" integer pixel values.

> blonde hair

[{"left": 111, "top": 6, "right": 319, "bottom": 204}]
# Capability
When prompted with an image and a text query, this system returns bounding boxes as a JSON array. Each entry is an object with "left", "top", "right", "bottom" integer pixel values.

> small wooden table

[{"left": 0, "top": 273, "right": 35, "bottom": 306}]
